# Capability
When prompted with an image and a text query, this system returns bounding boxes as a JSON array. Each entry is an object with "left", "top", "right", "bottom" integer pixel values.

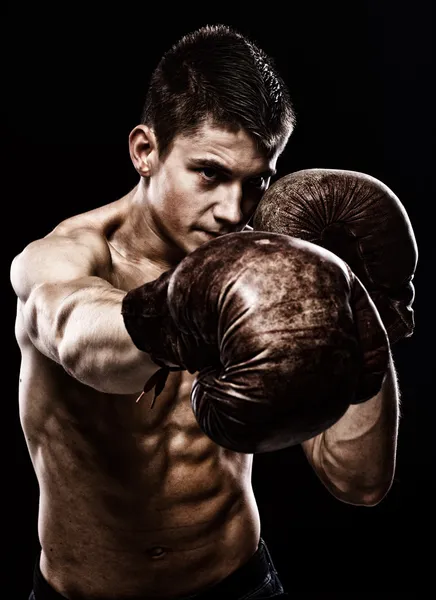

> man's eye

[{"left": 200, "top": 168, "right": 218, "bottom": 181}]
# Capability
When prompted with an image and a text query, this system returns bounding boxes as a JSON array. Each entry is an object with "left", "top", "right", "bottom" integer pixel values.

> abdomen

[{"left": 20, "top": 354, "right": 260, "bottom": 597}]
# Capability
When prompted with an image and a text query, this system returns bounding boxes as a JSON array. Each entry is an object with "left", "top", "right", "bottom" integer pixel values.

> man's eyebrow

[{"left": 187, "top": 157, "right": 277, "bottom": 179}]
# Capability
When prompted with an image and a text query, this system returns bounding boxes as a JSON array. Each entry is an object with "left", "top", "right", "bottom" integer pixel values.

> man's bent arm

[
  {"left": 302, "top": 352, "right": 399, "bottom": 506},
  {"left": 18, "top": 276, "right": 160, "bottom": 394}
]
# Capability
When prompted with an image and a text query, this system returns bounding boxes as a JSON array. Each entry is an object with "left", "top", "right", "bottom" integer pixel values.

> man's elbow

[
  {"left": 331, "top": 478, "right": 394, "bottom": 507},
  {"left": 354, "top": 484, "right": 392, "bottom": 507}
]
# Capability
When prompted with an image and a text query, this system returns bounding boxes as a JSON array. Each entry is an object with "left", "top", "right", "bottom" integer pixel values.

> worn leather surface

[
  {"left": 123, "top": 231, "right": 389, "bottom": 453},
  {"left": 253, "top": 168, "right": 418, "bottom": 344}
]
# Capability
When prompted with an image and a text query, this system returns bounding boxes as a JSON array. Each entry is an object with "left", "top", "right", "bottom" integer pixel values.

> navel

[{"left": 147, "top": 546, "right": 168, "bottom": 560}]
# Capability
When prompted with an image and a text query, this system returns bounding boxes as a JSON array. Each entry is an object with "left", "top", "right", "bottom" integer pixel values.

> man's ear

[{"left": 129, "top": 125, "right": 158, "bottom": 177}]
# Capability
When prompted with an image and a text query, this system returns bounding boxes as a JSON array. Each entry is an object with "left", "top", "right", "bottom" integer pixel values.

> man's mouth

[{"left": 201, "top": 230, "right": 222, "bottom": 239}]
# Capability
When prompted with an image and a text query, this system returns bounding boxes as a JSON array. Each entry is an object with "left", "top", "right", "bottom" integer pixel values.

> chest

[{"left": 106, "top": 246, "right": 166, "bottom": 292}]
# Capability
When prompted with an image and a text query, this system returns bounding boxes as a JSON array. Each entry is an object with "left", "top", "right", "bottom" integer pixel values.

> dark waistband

[{"left": 33, "top": 538, "right": 274, "bottom": 600}]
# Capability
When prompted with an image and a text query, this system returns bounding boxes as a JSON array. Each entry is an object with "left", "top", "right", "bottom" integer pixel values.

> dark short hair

[{"left": 141, "top": 24, "right": 296, "bottom": 160}]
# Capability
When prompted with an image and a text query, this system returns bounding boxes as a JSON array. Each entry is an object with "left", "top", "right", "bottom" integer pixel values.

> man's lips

[
  {"left": 200, "top": 230, "right": 223, "bottom": 238},
  {"left": 197, "top": 229, "right": 241, "bottom": 240}
]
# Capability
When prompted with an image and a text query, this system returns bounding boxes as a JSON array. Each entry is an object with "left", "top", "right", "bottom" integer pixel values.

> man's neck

[{"left": 109, "top": 183, "right": 184, "bottom": 272}]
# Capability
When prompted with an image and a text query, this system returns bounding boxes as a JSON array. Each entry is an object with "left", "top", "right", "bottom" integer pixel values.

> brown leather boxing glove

[
  {"left": 252, "top": 168, "right": 418, "bottom": 344},
  {"left": 122, "top": 231, "right": 389, "bottom": 453}
]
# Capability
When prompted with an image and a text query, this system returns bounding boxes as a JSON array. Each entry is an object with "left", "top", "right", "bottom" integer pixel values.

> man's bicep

[{"left": 10, "top": 229, "right": 110, "bottom": 303}]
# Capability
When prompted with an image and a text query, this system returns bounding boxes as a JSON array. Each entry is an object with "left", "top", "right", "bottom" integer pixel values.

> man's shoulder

[
  {"left": 50, "top": 219, "right": 109, "bottom": 249},
  {"left": 48, "top": 202, "right": 122, "bottom": 255},
  {"left": 49, "top": 197, "right": 127, "bottom": 250},
  {"left": 11, "top": 215, "right": 113, "bottom": 300},
  {"left": 50, "top": 203, "right": 108, "bottom": 237}
]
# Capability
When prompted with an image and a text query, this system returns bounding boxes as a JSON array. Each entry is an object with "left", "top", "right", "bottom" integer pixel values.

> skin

[
  {"left": 12, "top": 122, "right": 278, "bottom": 599},
  {"left": 11, "top": 120, "right": 399, "bottom": 599}
]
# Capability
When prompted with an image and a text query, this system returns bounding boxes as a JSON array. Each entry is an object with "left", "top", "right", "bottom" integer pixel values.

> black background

[{"left": 6, "top": 0, "right": 434, "bottom": 597}]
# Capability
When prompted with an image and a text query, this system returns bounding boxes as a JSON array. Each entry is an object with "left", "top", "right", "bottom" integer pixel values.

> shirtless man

[{"left": 11, "top": 25, "right": 405, "bottom": 600}]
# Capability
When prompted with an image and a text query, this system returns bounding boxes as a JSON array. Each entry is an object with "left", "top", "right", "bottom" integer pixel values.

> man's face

[{"left": 146, "top": 121, "right": 279, "bottom": 255}]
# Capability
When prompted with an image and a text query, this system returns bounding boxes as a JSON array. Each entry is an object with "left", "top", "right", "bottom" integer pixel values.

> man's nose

[{"left": 213, "top": 185, "right": 244, "bottom": 226}]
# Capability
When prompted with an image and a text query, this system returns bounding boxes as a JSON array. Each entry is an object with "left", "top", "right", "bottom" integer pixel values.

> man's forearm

[
  {"left": 303, "top": 352, "right": 400, "bottom": 506},
  {"left": 22, "top": 277, "right": 159, "bottom": 394}
]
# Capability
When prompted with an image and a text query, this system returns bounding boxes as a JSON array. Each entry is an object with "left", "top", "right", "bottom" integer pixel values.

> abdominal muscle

[{"left": 19, "top": 346, "right": 260, "bottom": 599}]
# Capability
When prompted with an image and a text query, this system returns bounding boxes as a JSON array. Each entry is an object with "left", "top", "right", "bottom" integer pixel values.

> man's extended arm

[
  {"left": 302, "top": 352, "right": 399, "bottom": 506},
  {"left": 11, "top": 230, "right": 160, "bottom": 394}
]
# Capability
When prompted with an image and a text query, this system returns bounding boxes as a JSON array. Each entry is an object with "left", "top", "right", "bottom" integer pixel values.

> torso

[{"left": 16, "top": 197, "right": 260, "bottom": 599}]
